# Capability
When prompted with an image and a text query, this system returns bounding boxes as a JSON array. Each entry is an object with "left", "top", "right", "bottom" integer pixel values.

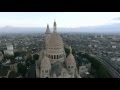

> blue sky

[{"left": 0, "top": 12, "right": 120, "bottom": 28}]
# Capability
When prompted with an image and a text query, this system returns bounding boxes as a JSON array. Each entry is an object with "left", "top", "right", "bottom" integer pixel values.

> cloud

[{"left": 112, "top": 17, "right": 120, "bottom": 20}]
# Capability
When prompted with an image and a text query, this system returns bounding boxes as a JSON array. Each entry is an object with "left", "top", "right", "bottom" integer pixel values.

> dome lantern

[{"left": 53, "top": 20, "right": 57, "bottom": 32}]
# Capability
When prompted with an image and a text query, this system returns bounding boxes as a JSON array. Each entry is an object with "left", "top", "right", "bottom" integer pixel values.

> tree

[
  {"left": 17, "top": 63, "right": 27, "bottom": 76},
  {"left": 3, "top": 54, "right": 9, "bottom": 60},
  {"left": 3, "top": 55, "right": 15, "bottom": 64},
  {"left": 30, "top": 60, "right": 35, "bottom": 65},
  {"left": 72, "top": 48, "right": 76, "bottom": 56},
  {"left": 25, "top": 59, "right": 35, "bottom": 67},
  {"left": 33, "top": 54, "right": 39, "bottom": 61},
  {"left": 64, "top": 47, "right": 76, "bottom": 57},
  {"left": 64, "top": 47, "right": 69, "bottom": 57},
  {"left": 25, "top": 60, "right": 31, "bottom": 67},
  {"left": 14, "top": 52, "right": 21, "bottom": 57},
  {"left": 0, "top": 62, "right": 2, "bottom": 69},
  {"left": 9, "top": 55, "right": 15, "bottom": 64},
  {"left": 77, "top": 52, "right": 112, "bottom": 78},
  {"left": 26, "top": 54, "right": 32, "bottom": 61}
]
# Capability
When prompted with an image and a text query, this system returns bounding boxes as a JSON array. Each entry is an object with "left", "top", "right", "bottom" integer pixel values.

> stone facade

[{"left": 36, "top": 21, "right": 80, "bottom": 78}]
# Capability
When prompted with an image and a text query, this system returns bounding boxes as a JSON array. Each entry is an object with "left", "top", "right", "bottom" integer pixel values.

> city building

[{"left": 4, "top": 43, "right": 14, "bottom": 56}]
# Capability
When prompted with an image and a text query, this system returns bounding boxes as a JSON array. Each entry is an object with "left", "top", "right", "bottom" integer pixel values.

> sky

[{"left": 0, "top": 12, "right": 120, "bottom": 28}]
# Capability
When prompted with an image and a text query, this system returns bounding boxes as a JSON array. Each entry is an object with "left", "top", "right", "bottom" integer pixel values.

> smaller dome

[
  {"left": 65, "top": 47, "right": 76, "bottom": 65},
  {"left": 66, "top": 54, "right": 76, "bottom": 65},
  {"left": 41, "top": 51, "right": 51, "bottom": 69}
]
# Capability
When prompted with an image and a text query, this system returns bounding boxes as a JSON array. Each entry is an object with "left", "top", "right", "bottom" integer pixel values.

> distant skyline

[{"left": 0, "top": 12, "right": 120, "bottom": 28}]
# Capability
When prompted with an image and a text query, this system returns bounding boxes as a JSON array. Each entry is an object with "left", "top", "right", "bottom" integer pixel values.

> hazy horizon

[
  {"left": 0, "top": 22, "right": 120, "bottom": 34},
  {"left": 0, "top": 12, "right": 120, "bottom": 28},
  {"left": 0, "top": 12, "right": 120, "bottom": 33}
]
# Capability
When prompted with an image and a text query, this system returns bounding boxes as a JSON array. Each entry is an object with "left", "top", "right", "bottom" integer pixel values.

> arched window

[
  {"left": 58, "top": 55, "right": 60, "bottom": 59},
  {"left": 52, "top": 55, "right": 53, "bottom": 59},
  {"left": 54, "top": 55, "right": 56, "bottom": 59}
]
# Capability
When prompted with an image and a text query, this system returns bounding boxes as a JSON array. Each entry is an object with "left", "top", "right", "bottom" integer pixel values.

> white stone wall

[
  {"left": 4, "top": 50, "right": 14, "bottom": 56},
  {"left": 79, "top": 65, "right": 88, "bottom": 77},
  {"left": 36, "top": 61, "right": 40, "bottom": 78},
  {"left": 7, "top": 45, "right": 13, "bottom": 50}
]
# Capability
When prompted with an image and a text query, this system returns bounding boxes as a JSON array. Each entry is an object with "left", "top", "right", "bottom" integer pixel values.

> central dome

[
  {"left": 47, "top": 31, "right": 63, "bottom": 49},
  {"left": 45, "top": 21, "right": 65, "bottom": 64}
]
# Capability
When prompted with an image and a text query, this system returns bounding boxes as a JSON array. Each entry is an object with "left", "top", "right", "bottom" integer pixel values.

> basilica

[{"left": 36, "top": 21, "right": 81, "bottom": 78}]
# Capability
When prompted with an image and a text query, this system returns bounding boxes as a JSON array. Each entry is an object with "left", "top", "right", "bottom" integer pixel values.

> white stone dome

[
  {"left": 65, "top": 47, "right": 76, "bottom": 65},
  {"left": 47, "top": 32, "right": 63, "bottom": 49},
  {"left": 41, "top": 56, "right": 51, "bottom": 69},
  {"left": 66, "top": 54, "right": 76, "bottom": 65}
]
